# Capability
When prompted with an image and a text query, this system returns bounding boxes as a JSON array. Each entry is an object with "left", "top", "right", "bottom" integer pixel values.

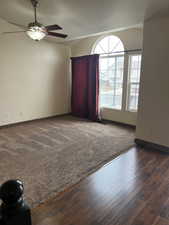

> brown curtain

[{"left": 71, "top": 54, "right": 99, "bottom": 121}]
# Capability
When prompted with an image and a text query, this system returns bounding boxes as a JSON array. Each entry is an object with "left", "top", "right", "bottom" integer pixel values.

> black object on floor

[{"left": 0, "top": 180, "right": 32, "bottom": 225}]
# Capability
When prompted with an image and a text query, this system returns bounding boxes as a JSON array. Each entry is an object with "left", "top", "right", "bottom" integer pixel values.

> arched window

[
  {"left": 93, "top": 35, "right": 124, "bottom": 109},
  {"left": 93, "top": 35, "right": 124, "bottom": 55}
]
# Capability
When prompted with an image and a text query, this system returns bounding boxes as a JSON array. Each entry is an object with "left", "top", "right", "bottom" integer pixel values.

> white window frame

[{"left": 92, "top": 35, "right": 142, "bottom": 113}]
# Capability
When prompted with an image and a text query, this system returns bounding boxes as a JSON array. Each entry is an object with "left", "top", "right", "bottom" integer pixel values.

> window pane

[
  {"left": 100, "top": 56, "right": 124, "bottom": 109},
  {"left": 130, "top": 55, "right": 141, "bottom": 83},
  {"left": 128, "top": 83, "right": 139, "bottom": 111},
  {"left": 127, "top": 55, "right": 142, "bottom": 111},
  {"left": 94, "top": 36, "right": 124, "bottom": 55}
]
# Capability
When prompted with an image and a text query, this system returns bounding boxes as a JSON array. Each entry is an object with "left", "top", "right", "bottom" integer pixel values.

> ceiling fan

[{"left": 2, "top": 0, "right": 68, "bottom": 41}]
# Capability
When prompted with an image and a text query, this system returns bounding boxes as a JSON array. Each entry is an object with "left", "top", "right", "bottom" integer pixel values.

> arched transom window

[{"left": 94, "top": 35, "right": 124, "bottom": 55}]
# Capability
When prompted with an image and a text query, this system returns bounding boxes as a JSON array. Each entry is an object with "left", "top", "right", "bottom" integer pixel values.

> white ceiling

[{"left": 0, "top": 0, "right": 169, "bottom": 41}]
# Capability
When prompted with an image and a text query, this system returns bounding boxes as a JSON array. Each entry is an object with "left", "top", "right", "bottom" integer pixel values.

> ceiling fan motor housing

[
  {"left": 28, "top": 22, "right": 45, "bottom": 29},
  {"left": 28, "top": 22, "right": 47, "bottom": 33}
]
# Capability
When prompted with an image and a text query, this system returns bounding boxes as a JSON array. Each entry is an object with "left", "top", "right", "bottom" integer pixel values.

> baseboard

[
  {"left": 100, "top": 119, "right": 136, "bottom": 129},
  {"left": 135, "top": 138, "right": 169, "bottom": 153},
  {"left": 0, "top": 113, "right": 71, "bottom": 129}
]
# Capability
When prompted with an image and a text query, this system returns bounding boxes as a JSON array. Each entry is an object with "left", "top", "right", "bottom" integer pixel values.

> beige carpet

[{"left": 0, "top": 116, "right": 135, "bottom": 207}]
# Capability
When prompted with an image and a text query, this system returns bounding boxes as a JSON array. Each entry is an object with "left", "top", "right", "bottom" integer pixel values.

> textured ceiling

[{"left": 0, "top": 0, "right": 168, "bottom": 41}]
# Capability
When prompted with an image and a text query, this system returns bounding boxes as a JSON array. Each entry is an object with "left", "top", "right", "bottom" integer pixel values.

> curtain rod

[{"left": 99, "top": 48, "right": 142, "bottom": 55}]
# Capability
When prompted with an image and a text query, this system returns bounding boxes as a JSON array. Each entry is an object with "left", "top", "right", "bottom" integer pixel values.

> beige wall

[
  {"left": 68, "top": 28, "right": 143, "bottom": 57},
  {"left": 136, "top": 15, "right": 169, "bottom": 147},
  {"left": 68, "top": 28, "right": 143, "bottom": 125},
  {"left": 0, "top": 18, "right": 71, "bottom": 126}
]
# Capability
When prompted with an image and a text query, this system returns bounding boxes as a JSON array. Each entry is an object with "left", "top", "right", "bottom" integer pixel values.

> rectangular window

[
  {"left": 127, "top": 54, "right": 142, "bottom": 112},
  {"left": 99, "top": 55, "right": 124, "bottom": 110}
]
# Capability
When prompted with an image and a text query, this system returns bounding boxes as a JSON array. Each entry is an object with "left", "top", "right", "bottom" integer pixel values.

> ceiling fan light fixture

[{"left": 26, "top": 26, "right": 46, "bottom": 41}]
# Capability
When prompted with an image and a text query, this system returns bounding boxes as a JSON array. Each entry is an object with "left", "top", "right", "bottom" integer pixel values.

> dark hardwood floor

[{"left": 32, "top": 146, "right": 169, "bottom": 225}]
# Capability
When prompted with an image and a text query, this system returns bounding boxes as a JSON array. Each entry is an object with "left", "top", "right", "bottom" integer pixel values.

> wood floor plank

[
  {"left": 32, "top": 147, "right": 169, "bottom": 225},
  {"left": 152, "top": 216, "right": 169, "bottom": 225}
]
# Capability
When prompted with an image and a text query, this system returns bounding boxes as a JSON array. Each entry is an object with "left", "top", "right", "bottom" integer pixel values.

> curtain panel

[{"left": 71, "top": 54, "right": 99, "bottom": 121}]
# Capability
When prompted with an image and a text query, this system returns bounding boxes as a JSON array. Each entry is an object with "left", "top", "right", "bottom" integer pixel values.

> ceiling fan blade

[
  {"left": 45, "top": 24, "right": 62, "bottom": 31},
  {"left": 1, "top": 31, "right": 25, "bottom": 34},
  {"left": 47, "top": 32, "right": 68, "bottom": 38},
  {"left": 7, "top": 21, "right": 27, "bottom": 29}
]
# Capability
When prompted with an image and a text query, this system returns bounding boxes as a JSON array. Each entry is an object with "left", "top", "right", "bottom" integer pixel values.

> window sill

[
  {"left": 126, "top": 110, "right": 138, "bottom": 114},
  {"left": 100, "top": 107, "right": 122, "bottom": 111},
  {"left": 100, "top": 107, "right": 138, "bottom": 113}
]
